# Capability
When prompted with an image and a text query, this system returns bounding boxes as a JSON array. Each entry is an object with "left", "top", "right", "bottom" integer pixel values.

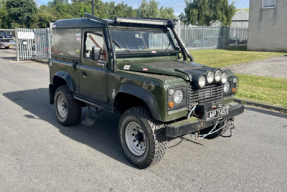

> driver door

[{"left": 78, "top": 28, "right": 108, "bottom": 103}]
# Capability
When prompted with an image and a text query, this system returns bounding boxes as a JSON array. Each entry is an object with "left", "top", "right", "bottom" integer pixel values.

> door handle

[
  {"left": 82, "top": 71, "right": 87, "bottom": 77},
  {"left": 73, "top": 61, "right": 78, "bottom": 70}
]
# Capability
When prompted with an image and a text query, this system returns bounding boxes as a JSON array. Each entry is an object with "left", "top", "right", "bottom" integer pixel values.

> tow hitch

[{"left": 190, "top": 118, "right": 236, "bottom": 140}]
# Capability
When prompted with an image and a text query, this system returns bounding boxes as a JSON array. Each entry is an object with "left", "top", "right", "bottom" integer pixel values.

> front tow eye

[
  {"left": 190, "top": 118, "right": 236, "bottom": 140},
  {"left": 228, "top": 118, "right": 236, "bottom": 136}
]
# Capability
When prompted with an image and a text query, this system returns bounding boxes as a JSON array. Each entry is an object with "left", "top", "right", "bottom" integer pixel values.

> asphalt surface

[
  {"left": 1, "top": 48, "right": 287, "bottom": 191},
  {"left": 227, "top": 56, "right": 287, "bottom": 78}
]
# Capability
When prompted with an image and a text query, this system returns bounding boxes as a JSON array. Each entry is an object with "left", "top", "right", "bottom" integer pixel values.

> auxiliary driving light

[
  {"left": 198, "top": 76, "right": 206, "bottom": 88},
  {"left": 221, "top": 72, "right": 227, "bottom": 84},
  {"left": 215, "top": 70, "right": 222, "bottom": 82},
  {"left": 207, "top": 71, "right": 215, "bottom": 83}
]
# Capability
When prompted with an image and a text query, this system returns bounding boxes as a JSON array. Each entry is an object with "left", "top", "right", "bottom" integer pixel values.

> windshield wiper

[
  {"left": 164, "top": 42, "right": 171, "bottom": 51},
  {"left": 112, "top": 40, "right": 130, "bottom": 52}
]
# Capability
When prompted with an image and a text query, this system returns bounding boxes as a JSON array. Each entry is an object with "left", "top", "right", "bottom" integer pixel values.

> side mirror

[{"left": 91, "top": 46, "right": 102, "bottom": 61}]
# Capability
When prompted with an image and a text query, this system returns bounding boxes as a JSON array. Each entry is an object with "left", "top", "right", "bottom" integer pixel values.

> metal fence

[
  {"left": 14, "top": 26, "right": 248, "bottom": 61},
  {"left": 16, "top": 28, "right": 50, "bottom": 61},
  {"left": 176, "top": 26, "right": 248, "bottom": 50}
]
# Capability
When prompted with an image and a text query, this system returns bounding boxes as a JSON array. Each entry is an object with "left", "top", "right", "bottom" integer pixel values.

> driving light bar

[{"left": 116, "top": 17, "right": 168, "bottom": 26}]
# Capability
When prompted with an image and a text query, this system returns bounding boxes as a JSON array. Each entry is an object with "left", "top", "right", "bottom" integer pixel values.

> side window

[
  {"left": 51, "top": 29, "right": 81, "bottom": 58},
  {"left": 84, "top": 31, "right": 106, "bottom": 61},
  {"left": 263, "top": 0, "right": 276, "bottom": 8}
]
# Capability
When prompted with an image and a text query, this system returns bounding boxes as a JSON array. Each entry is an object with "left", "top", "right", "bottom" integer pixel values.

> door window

[{"left": 84, "top": 31, "right": 106, "bottom": 61}]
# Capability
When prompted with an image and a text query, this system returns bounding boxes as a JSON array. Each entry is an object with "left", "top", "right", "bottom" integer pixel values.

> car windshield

[
  {"left": 0, "top": 32, "right": 7, "bottom": 35},
  {"left": 110, "top": 28, "right": 177, "bottom": 52}
]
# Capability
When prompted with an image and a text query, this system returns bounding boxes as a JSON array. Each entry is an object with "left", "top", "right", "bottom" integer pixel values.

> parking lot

[{"left": 0, "top": 48, "right": 287, "bottom": 191}]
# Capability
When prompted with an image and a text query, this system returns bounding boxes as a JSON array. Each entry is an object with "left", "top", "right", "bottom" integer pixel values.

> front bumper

[{"left": 166, "top": 102, "right": 244, "bottom": 138}]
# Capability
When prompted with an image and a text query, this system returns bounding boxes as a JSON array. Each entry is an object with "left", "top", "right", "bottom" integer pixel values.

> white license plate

[{"left": 206, "top": 106, "right": 229, "bottom": 121}]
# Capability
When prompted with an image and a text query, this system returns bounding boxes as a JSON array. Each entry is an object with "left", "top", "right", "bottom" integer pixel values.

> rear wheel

[
  {"left": 54, "top": 85, "right": 82, "bottom": 126},
  {"left": 119, "top": 106, "right": 167, "bottom": 169}
]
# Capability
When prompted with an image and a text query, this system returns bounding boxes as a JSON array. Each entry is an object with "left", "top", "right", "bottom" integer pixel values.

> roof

[
  {"left": 232, "top": 11, "right": 249, "bottom": 21},
  {"left": 53, "top": 18, "right": 105, "bottom": 29}
]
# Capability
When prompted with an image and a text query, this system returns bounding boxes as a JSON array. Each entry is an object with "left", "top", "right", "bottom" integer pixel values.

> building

[
  {"left": 210, "top": 11, "right": 249, "bottom": 28},
  {"left": 231, "top": 11, "right": 249, "bottom": 28},
  {"left": 248, "top": 0, "right": 287, "bottom": 52}
]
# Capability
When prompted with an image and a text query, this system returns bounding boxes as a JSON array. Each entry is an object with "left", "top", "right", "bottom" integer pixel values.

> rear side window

[{"left": 51, "top": 29, "right": 81, "bottom": 58}]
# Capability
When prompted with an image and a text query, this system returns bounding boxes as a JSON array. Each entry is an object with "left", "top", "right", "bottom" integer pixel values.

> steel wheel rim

[
  {"left": 57, "top": 94, "right": 67, "bottom": 118},
  {"left": 125, "top": 121, "right": 146, "bottom": 156}
]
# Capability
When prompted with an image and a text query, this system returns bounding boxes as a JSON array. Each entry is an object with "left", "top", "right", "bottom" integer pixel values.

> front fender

[{"left": 117, "top": 84, "right": 161, "bottom": 121}]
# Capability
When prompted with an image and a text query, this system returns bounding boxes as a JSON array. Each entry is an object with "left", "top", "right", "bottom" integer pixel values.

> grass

[
  {"left": 235, "top": 74, "right": 287, "bottom": 108},
  {"left": 189, "top": 49, "right": 285, "bottom": 68}
]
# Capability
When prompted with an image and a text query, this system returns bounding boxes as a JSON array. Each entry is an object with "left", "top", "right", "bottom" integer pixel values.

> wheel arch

[
  {"left": 49, "top": 71, "right": 74, "bottom": 104},
  {"left": 114, "top": 84, "right": 161, "bottom": 121}
]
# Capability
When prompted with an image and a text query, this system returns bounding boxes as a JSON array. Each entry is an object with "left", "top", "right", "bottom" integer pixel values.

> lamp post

[
  {"left": 92, "top": 0, "right": 94, "bottom": 15},
  {"left": 137, "top": 0, "right": 141, "bottom": 18}
]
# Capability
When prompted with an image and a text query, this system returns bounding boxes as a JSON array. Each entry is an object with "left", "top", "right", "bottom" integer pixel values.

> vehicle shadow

[
  {"left": 0, "top": 56, "right": 17, "bottom": 61},
  {"left": 0, "top": 47, "right": 17, "bottom": 61},
  {"left": 3, "top": 88, "right": 135, "bottom": 168}
]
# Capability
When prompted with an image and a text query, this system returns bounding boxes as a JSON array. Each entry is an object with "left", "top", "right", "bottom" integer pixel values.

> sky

[{"left": 37, "top": 0, "right": 250, "bottom": 15}]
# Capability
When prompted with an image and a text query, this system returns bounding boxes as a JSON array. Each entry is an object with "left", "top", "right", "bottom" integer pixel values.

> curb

[
  {"left": 32, "top": 59, "right": 48, "bottom": 64},
  {"left": 234, "top": 98, "right": 287, "bottom": 114}
]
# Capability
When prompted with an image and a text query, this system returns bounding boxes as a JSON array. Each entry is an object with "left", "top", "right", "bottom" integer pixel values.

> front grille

[{"left": 188, "top": 84, "right": 223, "bottom": 110}]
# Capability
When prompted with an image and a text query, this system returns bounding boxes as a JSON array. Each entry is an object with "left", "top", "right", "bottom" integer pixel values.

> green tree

[
  {"left": 6, "top": 0, "right": 37, "bottom": 28},
  {"left": 35, "top": 5, "right": 59, "bottom": 28},
  {"left": 139, "top": 0, "right": 160, "bottom": 18},
  {"left": 0, "top": 3, "right": 9, "bottom": 28},
  {"left": 0, "top": 0, "right": 6, "bottom": 9},
  {"left": 138, "top": 0, "right": 175, "bottom": 18},
  {"left": 0, "top": 0, "right": 177, "bottom": 29},
  {"left": 71, "top": 2, "right": 92, "bottom": 18},
  {"left": 159, "top": 7, "right": 176, "bottom": 19},
  {"left": 180, "top": 0, "right": 236, "bottom": 26},
  {"left": 47, "top": 0, "right": 69, "bottom": 8}
]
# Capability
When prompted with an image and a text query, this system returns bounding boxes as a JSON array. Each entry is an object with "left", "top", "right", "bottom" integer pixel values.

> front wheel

[
  {"left": 54, "top": 85, "right": 82, "bottom": 126},
  {"left": 119, "top": 106, "right": 167, "bottom": 169}
]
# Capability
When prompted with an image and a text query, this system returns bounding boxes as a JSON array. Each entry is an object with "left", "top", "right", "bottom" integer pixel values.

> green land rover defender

[{"left": 49, "top": 13, "right": 244, "bottom": 169}]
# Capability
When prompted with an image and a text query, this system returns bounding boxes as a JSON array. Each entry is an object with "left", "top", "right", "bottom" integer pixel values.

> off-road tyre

[
  {"left": 202, "top": 121, "right": 229, "bottom": 139},
  {"left": 119, "top": 106, "right": 167, "bottom": 169},
  {"left": 54, "top": 85, "right": 82, "bottom": 126}
]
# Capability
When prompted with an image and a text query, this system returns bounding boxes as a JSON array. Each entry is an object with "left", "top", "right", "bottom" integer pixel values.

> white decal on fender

[{"left": 124, "top": 65, "right": 130, "bottom": 70}]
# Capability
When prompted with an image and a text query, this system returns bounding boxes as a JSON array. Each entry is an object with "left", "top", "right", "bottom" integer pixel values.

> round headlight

[
  {"left": 174, "top": 90, "right": 183, "bottom": 104},
  {"left": 207, "top": 71, "right": 215, "bottom": 83},
  {"left": 221, "top": 72, "right": 227, "bottom": 84},
  {"left": 215, "top": 70, "right": 222, "bottom": 82},
  {"left": 198, "top": 76, "right": 206, "bottom": 88},
  {"left": 224, "top": 82, "right": 230, "bottom": 93}
]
